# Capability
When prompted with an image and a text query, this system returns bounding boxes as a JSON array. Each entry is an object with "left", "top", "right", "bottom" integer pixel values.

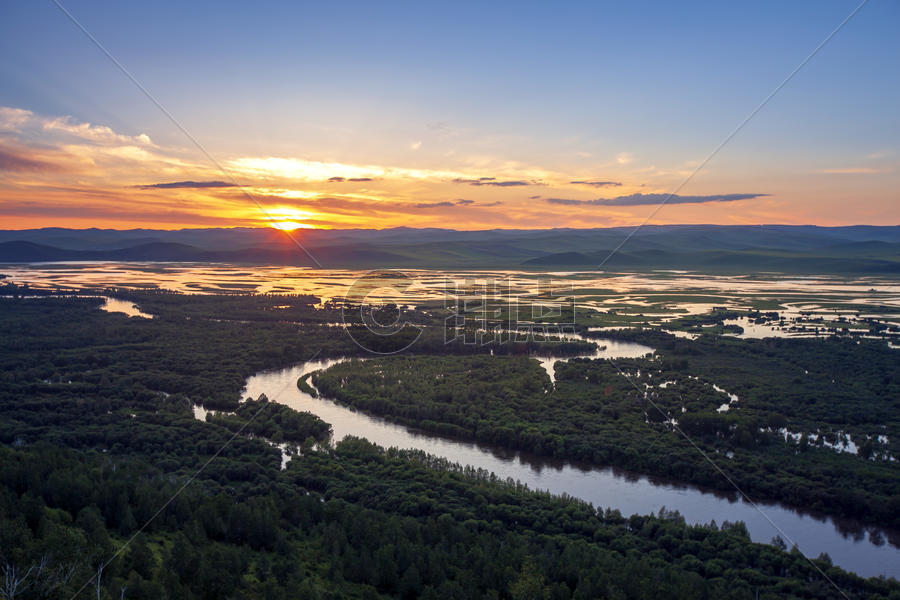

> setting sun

[
  {"left": 270, "top": 220, "right": 314, "bottom": 231},
  {"left": 265, "top": 207, "right": 318, "bottom": 230}
]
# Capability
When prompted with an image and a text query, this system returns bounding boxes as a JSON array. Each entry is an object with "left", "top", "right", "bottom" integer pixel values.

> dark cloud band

[
  {"left": 453, "top": 177, "right": 534, "bottom": 187},
  {"left": 569, "top": 180, "right": 622, "bottom": 188},
  {"left": 415, "top": 199, "right": 502, "bottom": 209},
  {"left": 137, "top": 181, "right": 238, "bottom": 189},
  {"left": 546, "top": 192, "right": 768, "bottom": 206},
  {"left": 415, "top": 201, "right": 456, "bottom": 208},
  {"left": 0, "top": 147, "right": 57, "bottom": 172}
]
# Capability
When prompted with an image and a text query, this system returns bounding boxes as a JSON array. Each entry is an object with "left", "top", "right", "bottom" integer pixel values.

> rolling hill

[{"left": 0, "top": 225, "right": 899, "bottom": 273}]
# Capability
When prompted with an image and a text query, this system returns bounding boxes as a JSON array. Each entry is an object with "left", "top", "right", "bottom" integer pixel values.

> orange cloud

[{"left": 2, "top": 105, "right": 895, "bottom": 230}]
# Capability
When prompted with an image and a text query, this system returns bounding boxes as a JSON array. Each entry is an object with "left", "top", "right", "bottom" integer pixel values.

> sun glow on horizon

[
  {"left": 266, "top": 206, "right": 319, "bottom": 230},
  {"left": 1, "top": 103, "right": 895, "bottom": 230},
  {"left": 270, "top": 220, "right": 315, "bottom": 231}
]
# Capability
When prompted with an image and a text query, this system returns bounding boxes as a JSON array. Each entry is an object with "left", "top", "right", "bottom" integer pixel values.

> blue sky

[{"left": 0, "top": 1, "right": 897, "bottom": 229}]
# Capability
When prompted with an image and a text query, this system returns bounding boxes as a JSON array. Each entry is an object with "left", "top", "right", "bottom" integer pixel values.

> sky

[{"left": 0, "top": 0, "right": 898, "bottom": 231}]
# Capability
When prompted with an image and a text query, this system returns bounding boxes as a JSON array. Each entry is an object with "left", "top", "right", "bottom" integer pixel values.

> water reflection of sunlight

[{"left": 3, "top": 265, "right": 900, "bottom": 319}]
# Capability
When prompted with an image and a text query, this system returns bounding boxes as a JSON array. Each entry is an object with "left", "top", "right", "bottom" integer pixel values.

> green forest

[
  {"left": 0, "top": 293, "right": 898, "bottom": 598},
  {"left": 313, "top": 335, "right": 900, "bottom": 528}
]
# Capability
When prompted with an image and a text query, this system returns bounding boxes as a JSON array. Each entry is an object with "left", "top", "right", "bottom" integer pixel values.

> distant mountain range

[{"left": 1, "top": 225, "right": 899, "bottom": 273}]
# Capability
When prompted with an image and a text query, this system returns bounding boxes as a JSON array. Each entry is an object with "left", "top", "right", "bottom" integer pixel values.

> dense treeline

[
  {"left": 582, "top": 329, "right": 900, "bottom": 442},
  {"left": 313, "top": 344, "right": 900, "bottom": 528},
  {"left": 3, "top": 440, "right": 899, "bottom": 599},
  {"left": 290, "top": 438, "right": 900, "bottom": 599},
  {"left": 207, "top": 395, "right": 332, "bottom": 444},
  {"left": 1, "top": 294, "right": 899, "bottom": 597},
  {"left": 0, "top": 297, "right": 355, "bottom": 413},
  {"left": 115, "top": 290, "right": 329, "bottom": 323}
]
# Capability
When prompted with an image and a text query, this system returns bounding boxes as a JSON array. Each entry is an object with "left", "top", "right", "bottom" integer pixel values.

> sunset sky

[{"left": 1, "top": 1, "right": 898, "bottom": 230}]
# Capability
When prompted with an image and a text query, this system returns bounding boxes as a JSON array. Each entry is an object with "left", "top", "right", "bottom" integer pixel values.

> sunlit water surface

[
  {"left": 3, "top": 263, "right": 900, "bottom": 309},
  {"left": 238, "top": 349, "right": 899, "bottom": 580}
]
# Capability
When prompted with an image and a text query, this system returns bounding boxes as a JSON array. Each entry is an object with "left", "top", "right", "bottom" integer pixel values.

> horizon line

[{"left": 2, "top": 223, "right": 900, "bottom": 234}]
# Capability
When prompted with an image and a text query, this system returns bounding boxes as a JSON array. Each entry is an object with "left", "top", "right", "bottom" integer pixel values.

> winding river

[
  {"left": 6, "top": 275, "right": 900, "bottom": 578},
  {"left": 232, "top": 338, "right": 900, "bottom": 580}
]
